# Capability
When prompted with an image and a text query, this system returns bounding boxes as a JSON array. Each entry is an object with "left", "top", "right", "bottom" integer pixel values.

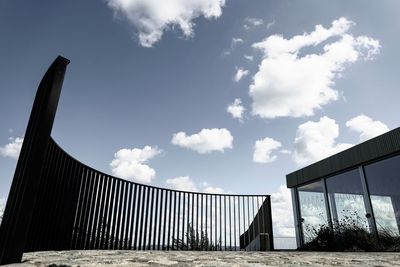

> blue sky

[{"left": 1, "top": 0, "right": 400, "bottom": 236}]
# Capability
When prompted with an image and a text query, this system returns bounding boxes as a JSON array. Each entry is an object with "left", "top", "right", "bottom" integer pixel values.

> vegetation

[
  {"left": 173, "top": 223, "right": 221, "bottom": 250},
  {"left": 73, "top": 222, "right": 221, "bottom": 250},
  {"left": 300, "top": 212, "right": 400, "bottom": 252}
]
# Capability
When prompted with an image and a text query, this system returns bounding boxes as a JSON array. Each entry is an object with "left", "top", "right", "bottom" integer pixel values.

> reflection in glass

[
  {"left": 298, "top": 180, "right": 328, "bottom": 243},
  {"left": 370, "top": 196, "right": 398, "bottom": 234},
  {"left": 326, "top": 169, "right": 369, "bottom": 230},
  {"left": 365, "top": 155, "right": 400, "bottom": 236}
]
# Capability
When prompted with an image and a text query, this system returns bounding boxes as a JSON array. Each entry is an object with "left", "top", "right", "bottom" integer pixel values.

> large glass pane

[
  {"left": 298, "top": 180, "right": 328, "bottom": 243},
  {"left": 365, "top": 155, "right": 400, "bottom": 236},
  {"left": 326, "top": 169, "right": 369, "bottom": 230}
]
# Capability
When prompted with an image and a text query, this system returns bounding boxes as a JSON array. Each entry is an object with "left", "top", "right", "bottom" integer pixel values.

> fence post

[{"left": 0, "top": 56, "right": 69, "bottom": 265}]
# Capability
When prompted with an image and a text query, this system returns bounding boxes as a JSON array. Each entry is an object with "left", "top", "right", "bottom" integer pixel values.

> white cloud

[
  {"left": 244, "top": 55, "right": 254, "bottom": 61},
  {"left": 166, "top": 176, "right": 198, "bottom": 191},
  {"left": 279, "top": 149, "right": 292, "bottom": 155},
  {"left": 110, "top": 146, "right": 162, "bottom": 183},
  {"left": 271, "top": 185, "right": 295, "bottom": 237},
  {"left": 106, "top": 0, "right": 226, "bottom": 47},
  {"left": 233, "top": 67, "right": 249, "bottom": 82},
  {"left": 293, "top": 116, "right": 353, "bottom": 166},
  {"left": 223, "top": 38, "right": 244, "bottom": 56},
  {"left": 0, "top": 137, "right": 23, "bottom": 159},
  {"left": 244, "top": 17, "right": 264, "bottom": 30},
  {"left": 227, "top": 98, "right": 245, "bottom": 121},
  {"left": 172, "top": 128, "right": 233, "bottom": 154},
  {"left": 232, "top": 37, "right": 243, "bottom": 44},
  {"left": 266, "top": 19, "right": 275, "bottom": 30},
  {"left": 0, "top": 197, "right": 5, "bottom": 220},
  {"left": 165, "top": 177, "right": 225, "bottom": 193},
  {"left": 346, "top": 114, "right": 389, "bottom": 142},
  {"left": 250, "top": 17, "right": 380, "bottom": 119},
  {"left": 253, "top": 137, "right": 281, "bottom": 163},
  {"left": 201, "top": 181, "right": 225, "bottom": 194}
]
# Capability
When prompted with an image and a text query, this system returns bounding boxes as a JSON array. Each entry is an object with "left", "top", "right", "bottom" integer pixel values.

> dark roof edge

[{"left": 286, "top": 126, "right": 400, "bottom": 188}]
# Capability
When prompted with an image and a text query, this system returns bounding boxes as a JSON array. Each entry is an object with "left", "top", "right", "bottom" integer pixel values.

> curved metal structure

[{"left": 0, "top": 57, "right": 273, "bottom": 265}]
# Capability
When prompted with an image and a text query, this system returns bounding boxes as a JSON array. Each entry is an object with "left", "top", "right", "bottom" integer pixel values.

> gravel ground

[{"left": 3, "top": 250, "right": 400, "bottom": 267}]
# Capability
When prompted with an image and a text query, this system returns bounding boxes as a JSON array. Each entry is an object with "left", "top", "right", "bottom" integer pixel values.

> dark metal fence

[
  {"left": 26, "top": 139, "right": 273, "bottom": 252},
  {"left": 0, "top": 56, "right": 273, "bottom": 265}
]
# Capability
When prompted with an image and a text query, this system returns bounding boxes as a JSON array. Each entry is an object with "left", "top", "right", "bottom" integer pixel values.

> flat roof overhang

[{"left": 286, "top": 127, "right": 400, "bottom": 188}]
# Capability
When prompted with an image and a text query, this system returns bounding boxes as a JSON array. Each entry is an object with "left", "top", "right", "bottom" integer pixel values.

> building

[{"left": 286, "top": 127, "right": 400, "bottom": 247}]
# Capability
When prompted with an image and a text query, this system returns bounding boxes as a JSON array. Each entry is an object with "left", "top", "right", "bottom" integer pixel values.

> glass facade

[
  {"left": 294, "top": 153, "right": 400, "bottom": 245},
  {"left": 298, "top": 180, "right": 328, "bottom": 242},
  {"left": 326, "top": 169, "right": 369, "bottom": 230},
  {"left": 364, "top": 155, "right": 400, "bottom": 235}
]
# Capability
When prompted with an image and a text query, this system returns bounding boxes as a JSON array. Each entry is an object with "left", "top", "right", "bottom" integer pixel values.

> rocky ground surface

[{"left": 3, "top": 250, "right": 400, "bottom": 267}]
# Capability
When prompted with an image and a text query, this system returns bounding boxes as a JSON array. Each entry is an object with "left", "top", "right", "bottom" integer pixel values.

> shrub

[
  {"left": 300, "top": 212, "right": 400, "bottom": 252},
  {"left": 173, "top": 223, "right": 221, "bottom": 250}
]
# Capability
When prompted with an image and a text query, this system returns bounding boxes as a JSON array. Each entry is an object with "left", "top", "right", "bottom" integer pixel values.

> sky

[{"left": 1, "top": 0, "right": 400, "bottom": 237}]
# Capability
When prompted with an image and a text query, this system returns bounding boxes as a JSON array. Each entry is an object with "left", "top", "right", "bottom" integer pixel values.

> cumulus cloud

[
  {"left": 233, "top": 67, "right": 249, "bottom": 82},
  {"left": 293, "top": 116, "right": 353, "bottom": 165},
  {"left": 172, "top": 128, "right": 233, "bottom": 154},
  {"left": 227, "top": 98, "right": 245, "bottom": 121},
  {"left": 244, "top": 17, "right": 264, "bottom": 30},
  {"left": 166, "top": 176, "right": 198, "bottom": 191},
  {"left": 253, "top": 137, "right": 281, "bottom": 163},
  {"left": 110, "top": 146, "right": 162, "bottom": 183},
  {"left": 271, "top": 185, "right": 295, "bottom": 237},
  {"left": 346, "top": 114, "right": 389, "bottom": 142},
  {"left": 0, "top": 137, "right": 23, "bottom": 159},
  {"left": 106, "top": 0, "right": 226, "bottom": 47},
  {"left": 165, "top": 177, "right": 225, "bottom": 193},
  {"left": 201, "top": 181, "right": 225, "bottom": 194},
  {"left": 250, "top": 17, "right": 380, "bottom": 119}
]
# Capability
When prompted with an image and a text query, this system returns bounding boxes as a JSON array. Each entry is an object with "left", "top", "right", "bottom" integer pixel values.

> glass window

[
  {"left": 364, "top": 155, "right": 400, "bottom": 236},
  {"left": 326, "top": 169, "right": 369, "bottom": 230},
  {"left": 298, "top": 180, "right": 328, "bottom": 243}
]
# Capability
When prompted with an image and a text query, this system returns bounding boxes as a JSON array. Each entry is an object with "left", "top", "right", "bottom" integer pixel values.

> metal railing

[
  {"left": 26, "top": 140, "right": 271, "bottom": 251},
  {"left": 25, "top": 139, "right": 273, "bottom": 252},
  {"left": 0, "top": 56, "right": 273, "bottom": 265}
]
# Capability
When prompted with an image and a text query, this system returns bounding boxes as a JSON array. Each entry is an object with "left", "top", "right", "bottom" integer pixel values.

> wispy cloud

[
  {"left": 244, "top": 55, "right": 254, "bottom": 61},
  {"left": 222, "top": 37, "right": 244, "bottom": 56},
  {"left": 266, "top": 19, "right": 275, "bottom": 29},
  {"left": 244, "top": 17, "right": 264, "bottom": 30},
  {"left": 233, "top": 67, "right": 249, "bottom": 82}
]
